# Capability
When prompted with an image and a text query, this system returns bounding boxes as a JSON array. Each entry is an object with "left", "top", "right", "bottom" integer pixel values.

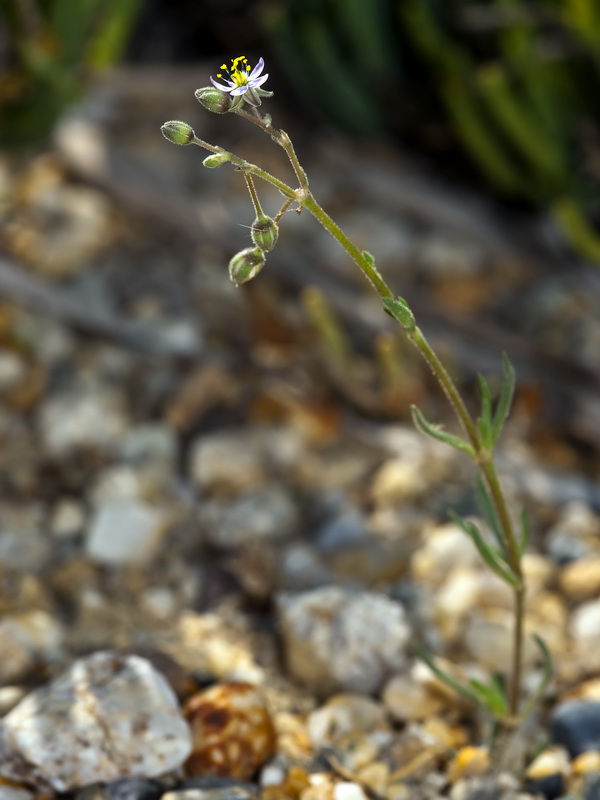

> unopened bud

[
  {"left": 251, "top": 214, "right": 279, "bottom": 252},
  {"left": 203, "top": 152, "right": 230, "bottom": 168},
  {"left": 161, "top": 120, "right": 195, "bottom": 146},
  {"left": 228, "top": 247, "right": 266, "bottom": 286},
  {"left": 195, "top": 86, "right": 233, "bottom": 114}
]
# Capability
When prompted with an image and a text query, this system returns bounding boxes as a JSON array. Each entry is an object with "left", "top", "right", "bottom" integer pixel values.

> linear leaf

[
  {"left": 411, "top": 405, "right": 475, "bottom": 457},
  {"left": 519, "top": 509, "right": 531, "bottom": 556},
  {"left": 469, "top": 677, "right": 508, "bottom": 716},
  {"left": 491, "top": 353, "right": 516, "bottom": 444},
  {"left": 477, "top": 373, "right": 493, "bottom": 449},
  {"left": 450, "top": 512, "right": 519, "bottom": 587},
  {"left": 416, "top": 647, "right": 482, "bottom": 708}
]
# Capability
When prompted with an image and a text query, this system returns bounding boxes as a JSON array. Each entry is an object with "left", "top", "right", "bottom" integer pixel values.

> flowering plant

[{"left": 161, "top": 57, "right": 551, "bottom": 744}]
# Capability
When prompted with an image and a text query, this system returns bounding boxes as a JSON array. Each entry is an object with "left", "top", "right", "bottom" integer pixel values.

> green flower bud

[
  {"left": 161, "top": 120, "right": 195, "bottom": 146},
  {"left": 251, "top": 214, "right": 279, "bottom": 252},
  {"left": 194, "top": 86, "right": 233, "bottom": 114},
  {"left": 228, "top": 247, "right": 266, "bottom": 286},
  {"left": 203, "top": 152, "right": 231, "bottom": 168}
]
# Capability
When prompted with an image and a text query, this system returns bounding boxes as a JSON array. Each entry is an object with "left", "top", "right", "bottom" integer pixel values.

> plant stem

[{"left": 244, "top": 173, "right": 263, "bottom": 217}]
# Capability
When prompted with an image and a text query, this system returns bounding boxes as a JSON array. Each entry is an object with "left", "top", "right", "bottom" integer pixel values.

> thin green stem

[
  {"left": 191, "top": 136, "right": 297, "bottom": 199},
  {"left": 302, "top": 194, "right": 393, "bottom": 298},
  {"left": 244, "top": 173, "right": 263, "bottom": 217}
]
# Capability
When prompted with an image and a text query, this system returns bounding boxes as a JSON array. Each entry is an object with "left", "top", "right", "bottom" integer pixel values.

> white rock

[
  {"left": 571, "top": 599, "right": 600, "bottom": 641},
  {"left": 0, "top": 352, "right": 26, "bottom": 390},
  {"left": 277, "top": 587, "right": 411, "bottom": 695},
  {"left": 334, "top": 783, "right": 370, "bottom": 800},
  {"left": 0, "top": 787, "right": 35, "bottom": 800},
  {"left": 200, "top": 485, "right": 299, "bottom": 548},
  {"left": 86, "top": 501, "right": 167, "bottom": 565},
  {"left": 411, "top": 523, "right": 480, "bottom": 588},
  {"left": 1, "top": 652, "right": 192, "bottom": 792},
  {"left": 38, "top": 386, "right": 128, "bottom": 455},
  {"left": 307, "top": 694, "right": 388, "bottom": 748},
  {"left": 50, "top": 498, "right": 86, "bottom": 539}
]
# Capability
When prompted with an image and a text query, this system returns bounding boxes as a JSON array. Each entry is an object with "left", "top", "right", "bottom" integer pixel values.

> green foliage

[
  {"left": 262, "top": 0, "right": 600, "bottom": 262},
  {"left": 0, "top": 0, "right": 143, "bottom": 147}
]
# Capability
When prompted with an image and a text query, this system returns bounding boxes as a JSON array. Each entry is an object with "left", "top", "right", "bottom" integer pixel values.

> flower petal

[
  {"left": 210, "top": 77, "right": 234, "bottom": 92},
  {"left": 250, "top": 73, "right": 269, "bottom": 88},
  {"left": 230, "top": 85, "right": 249, "bottom": 96},
  {"left": 248, "top": 57, "right": 265, "bottom": 80}
]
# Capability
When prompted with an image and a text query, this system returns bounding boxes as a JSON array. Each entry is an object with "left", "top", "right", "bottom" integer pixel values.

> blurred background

[{"left": 2, "top": 6, "right": 600, "bottom": 786}]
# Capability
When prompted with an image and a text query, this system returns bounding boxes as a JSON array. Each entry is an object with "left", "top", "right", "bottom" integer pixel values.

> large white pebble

[
  {"left": 277, "top": 587, "right": 410, "bottom": 695},
  {"left": 1, "top": 652, "right": 192, "bottom": 792}
]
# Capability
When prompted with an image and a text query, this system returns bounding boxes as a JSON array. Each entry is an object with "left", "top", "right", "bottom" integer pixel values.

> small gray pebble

[{"left": 551, "top": 700, "right": 600, "bottom": 757}]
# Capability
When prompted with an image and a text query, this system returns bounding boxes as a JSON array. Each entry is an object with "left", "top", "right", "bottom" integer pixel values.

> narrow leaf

[
  {"left": 478, "top": 374, "right": 493, "bottom": 431},
  {"left": 491, "top": 353, "right": 516, "bottom": 444},
  {"left": 416, "top": 647, "right": 482, "bottom": 707},
  {"left": 411, "top": 405, "right": 475, "bottom": 457},
  {"left": 519, "top": 509, "right": 531, "bottom": 555},
  {"left": 469, "top": 677, "right": 508, "bottom": 716},
  {"left": 450, "top": 512, "right": 519, "bottom": 587}
]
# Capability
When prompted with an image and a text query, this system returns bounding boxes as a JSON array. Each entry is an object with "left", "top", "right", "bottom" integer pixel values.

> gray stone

[
  {"left": 277, "top": 586, "right": 411, "bottom": 695},
  {"left": 200, "top": 485, "right": 299, "bottom": 548},
  {"left": 86, "top": 501, "right": 168, "bottom": 565},
  {"left": 1, "top": 652, "right": 192, "bottom": 792}
]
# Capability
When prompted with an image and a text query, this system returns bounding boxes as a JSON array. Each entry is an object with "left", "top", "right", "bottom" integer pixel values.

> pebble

[
  {"left": 189, "top": 431, "right": 265, "bottom": 492},
  {"left": 199, "top": 485, "right": 299, "bottom": 548},
  {"left": 382, "top": 673, "right": 446, "bottom": 722},
  {"left": 277, "top": 586, "right": 410, "bottom": 695},
  {"left": 0, "top": 787, "right": 35, "bottom": 800},
  {"left": 86, "top": 500, "right": 168, "bottom": 565},
  {"left": 447, "top": 747, "right": 490, "bottom": 782},
  {"left": 75, "top": 778, "right": 164, "bottom": 800},
  {"left": 333, "top": 783, "right": 369, "bottom": 800},
  {"left": 559, "top": 555, "right": 600, "bottom": 601},
  {"left": 0, "top": 651, "right": 192, "bottom": 792},
  {"left": 119, "top": 424, "right": 177, "bottom": 478},
  {"left": 0, "top": 504, "right": 51, "bottom": 572},
  {"left": 38, "top": 385, "right": 129, "bottom": 455},
  {"left": 184, "top": 681, "right": 276, "bottom": 780},
  {"left": 50, "top": 497, "right": 86, "bottom": 539},
  {"left": 411, "top": 523, "right": 480, "bottom": 588},
  {"left": 0, "top": 611, "right": 64, "bottom": 684},
  {"left": 307, "top": 694, "right": 388, "bottom": 749},
  {"left": 551, "top": 700, "right": 600, "bottom": 757}
]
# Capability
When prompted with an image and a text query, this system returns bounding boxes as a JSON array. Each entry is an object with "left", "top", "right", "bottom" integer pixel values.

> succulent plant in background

[
  {"left": 261, "top": 0, "right": 600, "bottom": 263},
  {"left": 0, "top": 0, "right": 143, "bottom": 147}
]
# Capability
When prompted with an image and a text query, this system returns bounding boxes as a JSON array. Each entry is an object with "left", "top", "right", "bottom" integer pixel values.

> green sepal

[
  {"left": 382, "top": 296, "right": 416, "bottom": 332},
  {"left": 411, "top": 405, "right": 475, "bottom": 457},
  {"left": 450, "top": 511, "right": 519, "bottom": 587},
  {"left": 490, "top": 353, "right": 516, "bottom": 444}
]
